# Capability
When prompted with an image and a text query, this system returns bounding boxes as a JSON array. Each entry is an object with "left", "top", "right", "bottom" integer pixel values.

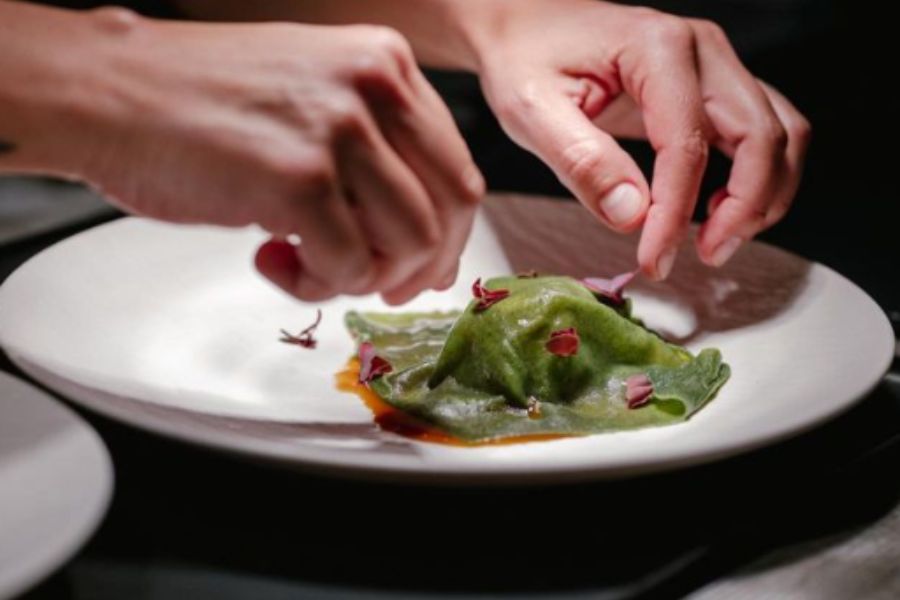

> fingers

[
  {"left": 255, "top": 238, "right": 331, "bottom": 302},
  {"left": 620, "top": 18, "right": 710, "bottom": 280},
  {"left": 255, "top": 183, "right": 375, "bottom": 302},
  {"left": 348, "top": 29, "right": 484, "bottom": 303},
  {"left": 493, "top": 78, "right": 651, "bottom": 233},
  {"left": 757, "top": 81, "right": 811, "bottom": 222},
  {"left": 362, "top": 63, "right": 484, "bottom": 303},
  {"left": 336, "top": 104, "right": 443, "bottom": 294},
  {"left": 690, "top": 20, "right": 811, "bottom": 266},
  {"left": 259, "top": 32, "right": 485, "bottom": 305}
]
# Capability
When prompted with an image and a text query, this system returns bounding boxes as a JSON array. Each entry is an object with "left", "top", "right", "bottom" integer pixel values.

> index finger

[{"left": 619, "top": 20, "right": 711, "bottom": 279}]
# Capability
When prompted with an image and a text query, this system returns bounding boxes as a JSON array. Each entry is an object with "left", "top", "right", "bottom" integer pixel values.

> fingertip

[
  {"left": 434, "top": 263, "right": 460, "bottom": 291},
  {"left": 638, "top": 245, "right": 677, "bottom": 282},
  {"left": 380, "top": 288, "right": 421, "bottom": 306},
  {"left": 461, "top": 163, "right": 486, "bottom": 203},
  {"left": 706, "top": 187, "right": 729, "bottom": 218},
  {"left": 254, "top": 239, "right": 300, "bottom": 291},
  {"left": 655, "top": 247, "right": 678, "bottom": 281},
  {"left": 255, "top": 239, "right": 336, "bottom": 301},
  {"left": 709, "top": 236, "right": 744, "bottom": 267}
]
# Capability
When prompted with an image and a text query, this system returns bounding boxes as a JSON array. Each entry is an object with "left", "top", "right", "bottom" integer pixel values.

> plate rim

[
  {"left": 0, "top": 371, "right": 114, "bottom": 599},
  {"left": 0, "top": 212, "right": 894, "bottom": 485}
]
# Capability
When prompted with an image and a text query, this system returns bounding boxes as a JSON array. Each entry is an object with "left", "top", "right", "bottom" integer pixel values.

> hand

[
  {"left": 474, "top": 0, "right": 810, "bottom": 278},
  {"left": 80, "top": 10, "right": 483, "bottom": 303}
]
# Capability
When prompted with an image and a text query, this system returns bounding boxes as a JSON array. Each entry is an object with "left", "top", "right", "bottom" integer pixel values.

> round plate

[
  {"left": 0, "top": 372, "right": 113, "bottom": 599},
  {"left": 0, "top": 195, "right": 893, "bottom": 484}
]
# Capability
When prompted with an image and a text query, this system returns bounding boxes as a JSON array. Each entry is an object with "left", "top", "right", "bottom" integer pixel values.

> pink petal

[
  {"left": 471, "top": 278, "right": 510, "bottom": 312},
  {"left": 279, "top": 309, "right": 322, "bottom": 349},
  {"left": 546, "top": 328, "right": 580, "bottom": 356},
  {"left": 358, "top": 341, "right": 393, "bottom": 384},
  {"left": 582, "top": 270, "right": 638, "bottom": 304},
  {"left": 625, "top": 373, "right": 654, "bottom": 409}
]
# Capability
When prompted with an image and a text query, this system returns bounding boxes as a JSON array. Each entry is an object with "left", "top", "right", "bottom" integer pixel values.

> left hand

[{"left": 473, "top": 0, "right": 811, "bottom": 278}]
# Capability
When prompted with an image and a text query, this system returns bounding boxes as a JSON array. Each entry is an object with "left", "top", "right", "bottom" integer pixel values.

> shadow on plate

[{"left": 484, "top": 195, "right": 812, "bottom": 345}]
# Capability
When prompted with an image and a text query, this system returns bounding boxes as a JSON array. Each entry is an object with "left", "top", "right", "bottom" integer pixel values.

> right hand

[{"left": 80, "top": 10, "right": 484, "bottom": 304}]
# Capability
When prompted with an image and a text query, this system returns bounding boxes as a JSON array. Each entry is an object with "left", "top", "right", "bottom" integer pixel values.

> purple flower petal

[
  {"left": 279, "top": 309, "right": 322, "bottom": 349},
  {"left": 625, "top": 373, "right": 654, "bottom": 409},
  {"left": 546, "top": 327, "right": 580, "bottom": 357},
  {"left": 358, "top": 341, "right": 393, "bottom": 384},
  {"left": 472, "top": 277, "right": 510, "bottom": 312},
  {"left": 582, "top": 270, "right": 638, "bottom": 304}
]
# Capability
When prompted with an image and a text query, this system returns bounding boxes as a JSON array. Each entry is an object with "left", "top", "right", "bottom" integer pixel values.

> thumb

[{"left": 498, "top": 89, "right": 650, "bottom": 232}]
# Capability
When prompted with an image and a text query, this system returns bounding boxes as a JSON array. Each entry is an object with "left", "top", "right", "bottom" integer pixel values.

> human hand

[
  {"left": 473, "top": 0, "right": 810, "bottom": 278},
  {"left": 80, "top": 11, "right": 483, "bottom": 303}
]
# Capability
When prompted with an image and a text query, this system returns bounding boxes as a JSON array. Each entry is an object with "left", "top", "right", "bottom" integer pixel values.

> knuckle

[
  {"left": 758, "top": 117, "right": 789, "bottom": 154},
  {"left": 491, "top": 81, "right": 541, "bottom": 125},
  {"left": 693, "top": 19, "right": 728, "bottom": 44},
  {"left": 645, "top": 15, "right": 695, "bottom": 48},
  {"left": 89, "top": 6, "right": 142, "bottom": 35},
  {"left": 326, "top": 97, "right": 367, "bottom": 141},
  {"left": 650, "top": 201, "right": 693, "bottom": 229},
  {"left": 272, "top": 154, "right": 335, "bottom": 201},
  {"left": 559, "top": 139, "right": 609, "bottom": 185},
  {"left": 370, "top": 26, "right": 414, "bottom": 64},
  {"left": 352, "top": 25, "right": 413, "bottom": 73},
  {"left": 675, "top": 129, "right": 709, "bottom": 163}
]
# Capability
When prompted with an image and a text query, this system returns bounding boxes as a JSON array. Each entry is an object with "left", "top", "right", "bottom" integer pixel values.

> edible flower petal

[
  {"left": 582, "top": 270, "right": 638, "bottom": 305},
  {"left": 358, "top": 341, "right": 393, "bottom": 384},
  {"left": 545, "top": 327, "right": 580, "bottom": 357},
  {"left": 625, "top": 373, "right": 654, "bottom": 409},
  {"left": 279, "top": 309, "right": 322, "bottom": 349},
  {"left": 471, "top": 277, "right": 510, "bottom": 312}
]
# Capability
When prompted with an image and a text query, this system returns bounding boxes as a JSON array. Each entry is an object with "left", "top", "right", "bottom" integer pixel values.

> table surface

[{"left": 2, "top": 194, "right": 899, "bottom": 600}]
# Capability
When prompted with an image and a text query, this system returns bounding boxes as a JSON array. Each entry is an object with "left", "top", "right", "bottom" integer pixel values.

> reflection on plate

[
  {"left": 0, "top": 372, "right": 112, "bottom": 600},
  {"left": 0, "top": 195, "right": 893, "bottom": 484}
]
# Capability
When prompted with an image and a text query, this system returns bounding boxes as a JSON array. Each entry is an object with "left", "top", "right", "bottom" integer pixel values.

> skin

[
  {"left": 0, "top": 2, "right": 483, "bottom": 305},
  {"left": 183, "top": 0, "right": 811, "bottom": 280},
  {"left": 0, "top": 0, "right": 809, "bottom": 304}
]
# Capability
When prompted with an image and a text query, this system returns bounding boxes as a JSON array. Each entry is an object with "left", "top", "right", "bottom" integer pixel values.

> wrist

[
  {"left": 0, "top": 4, "right": 147, "bottom": 180},
  {"left": 420, "top": 0, "right": 510, "bottom": 72}
]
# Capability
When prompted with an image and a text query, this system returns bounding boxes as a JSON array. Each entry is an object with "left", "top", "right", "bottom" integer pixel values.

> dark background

[
  {"left": 8, "top": 1, "right": 900, "bottom": 599},
  {"left": 436, "top": 0, "right": 897, "bottom": 317}
]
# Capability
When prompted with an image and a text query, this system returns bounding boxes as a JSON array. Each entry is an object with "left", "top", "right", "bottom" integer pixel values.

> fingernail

[
  {"left": 463, "top": 164, "right": 486, "bottom": 200},
  {"left": 656, "top": 247, "right": 677, "bottom": 279},
  {"left": 707, "top": 188, "right": 729, "bottom": 217},
  {"left": 711, "top": 236, "right": 742, "bottom": 267},
  {"left": 599, "top": 183, "right": 643, "bottom": 225}
]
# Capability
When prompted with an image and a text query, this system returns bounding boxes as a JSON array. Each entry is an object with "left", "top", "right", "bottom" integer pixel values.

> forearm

[
  {"left": 176, "top": 0, "right": 500, "bottom": 71},
  {"left": 0, "top": 2, "right": 133, "bottom": 178}
]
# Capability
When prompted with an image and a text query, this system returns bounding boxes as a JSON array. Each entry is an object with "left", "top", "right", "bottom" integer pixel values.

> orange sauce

[{"left": 336, "top": 358, "right": 567, "bottom": 446}]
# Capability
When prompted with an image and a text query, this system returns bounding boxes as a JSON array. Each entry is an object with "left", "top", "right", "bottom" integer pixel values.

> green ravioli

[{"left": 345, "top": 276, "right": 729, "bottom": 442}]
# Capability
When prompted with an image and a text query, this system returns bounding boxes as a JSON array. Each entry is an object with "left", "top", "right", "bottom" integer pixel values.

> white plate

[
  {"left": 0, "top": 195, "right": 893, "bottom": 484},
  {"left": 0, "top": 372, "right": 113, "bottom": 600}
]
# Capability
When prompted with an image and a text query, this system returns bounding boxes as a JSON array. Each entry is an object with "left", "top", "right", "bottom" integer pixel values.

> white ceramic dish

[
  {"left": 0, "top": 372, "right": 113, "bottom": 600},
  {"left": 0, "top": 195, "right": 893, "bottom": 484}
]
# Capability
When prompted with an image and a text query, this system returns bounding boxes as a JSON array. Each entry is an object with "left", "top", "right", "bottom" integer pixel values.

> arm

[
  {"left": 176, "top": 0, "right": 485, "bottom": 71},
  {"left": 0, "top": 1, "right": 114, "bottom": 178},
  {"left": 0, "top": 1, "right": 483, "bottom": 304},
  {"left": 181, "top": 0, "right": 811, "bottom": 279}
]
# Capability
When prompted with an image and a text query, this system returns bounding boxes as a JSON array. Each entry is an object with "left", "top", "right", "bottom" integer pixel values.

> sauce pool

[{"left": 336, "top": 358, "right": 568, "bottom": 446}]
